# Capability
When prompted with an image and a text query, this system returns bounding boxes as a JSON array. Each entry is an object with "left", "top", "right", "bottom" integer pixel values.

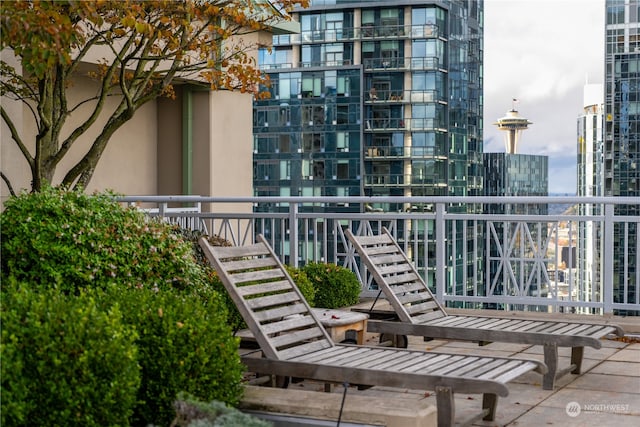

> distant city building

[
  {"left": 604, "top": 0, "right": 639, "bottom": 313},
  {"left": 483, "top": 152, "right": 548, "bottom": 206},
  {"left": 576, "top": 84, "right": 604, "bottom": 313},
  {"left": 484, "top": 107, "right": 549, "bottom": 310},
  {"left": 254, "top": 0, "right": 483, "bottom": 211},
  {"left": 253, "top": 0, "right": 485, "bottom": 297}
]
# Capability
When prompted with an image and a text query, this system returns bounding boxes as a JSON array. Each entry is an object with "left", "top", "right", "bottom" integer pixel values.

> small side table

[{"left": 312, "top": 308, "right": 369, "bottom": 345}]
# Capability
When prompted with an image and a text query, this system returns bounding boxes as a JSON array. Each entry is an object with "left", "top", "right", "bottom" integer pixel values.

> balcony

[
  {"left": 365, "top": 89, "right": 441, "bottom": 104},
  {"left": 365, "top": 117, "right": 446, "bottom": 132},
  {"left": 362, "top": 56, "right": 442, "bottom": 72},
  {"left": 124, "top": 195, "right": 639, "bottom": 425},
  {"left": 270, "top": 24, "right": 441, "bottom": 46},
  {"left": 121, "top": 195, "right": 640, "bottom": 315}
]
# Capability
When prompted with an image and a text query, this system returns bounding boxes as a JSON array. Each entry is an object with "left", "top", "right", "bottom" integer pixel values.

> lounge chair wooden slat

[
  {"left": 411, "top": 310, "right": 447, "bottom": 323},
  {"left": 262, "top": 316, "right": 317, "bottom": 335},
  {"left": 378, "top": 263, "right": 414, "bottom": 275},
  {"left": 270, "top": 326, "right": 326, "bottom": 348},
  {"left": 406, "top": 301, "right": 443, "bottom": 315},
  {"left": 247, "top": 291, "right": 300, "bottom": 310},
  {"left": 238, "top": 280, "right": 292, "bottom": 296},
  {"left": 199, "top": 235, "right": 546, "bottom": 427},
  {"left": 369, "top": 253, "right": 407, "bottom": 265},
  {"left": 211, "top": 242, "right": 270, "bottom": 259},
  {"left": 223, "top": 257, "right": 278, "bottom": 271},
  {"left": 254, "top": 303, "right": 309, "bottom": 322},
  {"left": 389, "top": 281, "right": 426, "bottom": 294},
  {"left": 385, "top": 272, "right": 421, "bottom": 286},
  {"left": 230, "top": 268, "right": 284, "bottom": 284},
  {"left": 346, "top": 227, "right": 625, "bottom": 391},
  {"left": 364, "top": 245, "right": 398, "bottom": 256},
  {"left": 397, "top": 291, "right": 437, "bottom": 305}
]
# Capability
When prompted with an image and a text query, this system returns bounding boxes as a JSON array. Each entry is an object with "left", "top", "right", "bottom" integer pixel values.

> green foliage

[
  {"left": 172, "top": 392, "right": 272, "bottom": 427},
  {"left": 285, "top": 265, "right": 316, "bottom": 307},
  {"left": 1, "top": 283, "right": 140, "bottom": 427},
  {"left": 99, "top": 285, "right": 244, "bottom": 427},
  {"left": 1, "top": 189, "right": 246, "bottom": 427},
  {"left": 0, "top": 186, "right": 205, "bottom": 293},
  {"left": 302, "top": 262, "right": 362, "bottom": 308}
]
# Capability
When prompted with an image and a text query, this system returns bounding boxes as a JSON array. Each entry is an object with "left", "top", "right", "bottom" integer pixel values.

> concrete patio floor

[
  {"left": 349, "top": 333, "right": 639, "bottom": 426},
  {"left": 241, "top": 326, "right": 640, "bottom": 426}
]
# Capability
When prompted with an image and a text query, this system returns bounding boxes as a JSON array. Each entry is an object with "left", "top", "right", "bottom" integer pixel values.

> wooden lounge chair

[
  {"left": 345, "top": 227, "right": 625, "bottom": 390},
  {"left": 199, "top": 235, "right": 546, "bottom": 427}
]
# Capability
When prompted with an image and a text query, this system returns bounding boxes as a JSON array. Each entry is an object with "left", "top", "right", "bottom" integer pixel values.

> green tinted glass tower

[{"left": 253, "top": 1, "right": 484, "bottom": 293}]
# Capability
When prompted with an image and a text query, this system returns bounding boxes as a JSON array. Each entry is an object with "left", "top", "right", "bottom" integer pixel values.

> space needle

[{"left": 493, "top": 99, "right": 532, "bottom": 154}]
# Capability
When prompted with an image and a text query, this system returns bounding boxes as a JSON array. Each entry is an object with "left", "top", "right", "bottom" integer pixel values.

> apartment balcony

[
  {"left": 363, "top": 56, "right": 442, "bottom": 72},
  {"left": 365, "top": 89, "right": 442, "bottom": 104},
  {"left": 271, "top": 23, "right": 441, "bottom": 46},
  {"left": 365, "top": 117, "right": 447, "bottom": 132},
  {"left": 364, "top": 145, "right": 448, "bottom": 160}
]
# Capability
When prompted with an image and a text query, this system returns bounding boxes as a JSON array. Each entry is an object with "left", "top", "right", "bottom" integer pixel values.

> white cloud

[{"left": 483, "top": 0, "right": 605, "bottom": 194}]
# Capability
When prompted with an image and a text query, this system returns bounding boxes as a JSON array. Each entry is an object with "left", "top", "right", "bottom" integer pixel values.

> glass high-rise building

[
  {"left": 252, "top": 1, "right": 484, "bottom": 293},
  {"left": 604, "top": 0, "right": 639, "bottom": 313},
  {"left": 576, "top": 84, "right": 604, "bottom": 313}
]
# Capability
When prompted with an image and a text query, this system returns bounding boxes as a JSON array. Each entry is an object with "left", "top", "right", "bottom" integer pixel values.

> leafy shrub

[
  {"left": 285, "top": 265, "right": 316, "bottom": 307},
  {"left": 172, "top": 392, "right": 272, "bottom": 427},
  {"left": 0, "top": 186, "right": 204, "bottom": 293},
  {"left": 1, "top": 189, "right": 245, "bottom": 427},
  {"left": 99, "top": 285, "right": 244, "bottom": 427},
  {"left": 1, "top": 283, "right": 140, "bottom": 427},
  {"left": 302, "top": 262, "right": 361, "bottom": 308}
]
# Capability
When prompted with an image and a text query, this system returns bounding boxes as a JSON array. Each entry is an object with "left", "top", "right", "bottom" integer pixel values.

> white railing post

[
  {"left": 289, "top": 203, "right": 299, "bottom": 268},
  {"left": 158, "top": 202, "right": 166, "bottom": 220},
  {"left": 435, "top": 203, "right": 446, "bottom": 304},
  {"left": 602, "top": 203, "right": 614, "bottom": 315}
]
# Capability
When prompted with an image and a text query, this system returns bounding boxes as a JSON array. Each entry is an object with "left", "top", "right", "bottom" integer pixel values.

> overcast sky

[{"left": 483, "top": 0, "right": 605, "bottom": 194}]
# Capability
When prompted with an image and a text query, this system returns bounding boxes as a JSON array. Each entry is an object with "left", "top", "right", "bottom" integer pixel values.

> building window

[
  {"left": 337, "top": 161, "right": 349, "bottom": 179},
  {"left": 302, "top": 105, "right": 325, "bottom": 125},
  {"left": 336, "top": 132, "right": 349, "bottom": 151},
  {"left": 279, "top": 135, "right": 290, "bottom": 153},
  {"left": 313, "top": 160, "right": 325, "bottom": 179},
  {"left": 303, "top": 133, "right": 324, "bottom": 152},
  {"left": 279, "top": 160, "right": 290, "bottom": 180}
]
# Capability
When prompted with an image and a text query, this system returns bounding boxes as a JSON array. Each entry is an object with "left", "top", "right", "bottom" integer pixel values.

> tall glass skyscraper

[
  {"left": 577, "top": 84, "right": 604, "bottom": 314},
  {"left": 253, "top": 1, "right": 484, "bottom": 291},
  {"left": 254, "top": 0, "right": 483, "bottom": 206},
  {"left": 604, "top": 0, "right": 639, "bottom": 313}
]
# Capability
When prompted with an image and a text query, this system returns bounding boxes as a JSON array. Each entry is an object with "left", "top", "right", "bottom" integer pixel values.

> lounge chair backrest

[
  {"left": 199, "top": 235, "right": 334, "bottom": 360},
  {"left": 347, "top": 227, "right": 447, "bottom": 323}
]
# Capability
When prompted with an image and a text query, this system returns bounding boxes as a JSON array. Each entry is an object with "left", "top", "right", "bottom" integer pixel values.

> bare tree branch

[{"left": 1, "top": 171, "right": 16, "bottom": 197}]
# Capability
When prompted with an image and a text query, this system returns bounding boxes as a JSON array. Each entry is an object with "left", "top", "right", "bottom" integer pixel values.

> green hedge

[
  {"left": 0, "top": 186, "right": 204, "bottom": 293},
  {"left": 100, "top": 285, "right": 244, "bottom": 427},
  {"left": 1, "top": 283, "right": 140, "bottom": 426},
  {"left": 302, "top": 262, "right": 361, "bottom": 308},
  {"left": 0, "top": 188, "right": 244, "bottom": 427}
]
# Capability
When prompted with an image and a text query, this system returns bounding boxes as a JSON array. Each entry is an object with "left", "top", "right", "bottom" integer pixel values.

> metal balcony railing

[
  {"left": 271, "top": 24, "right": 441, "bottom": 46},
  {"left": 119, "top": 195, "right": 640, "bottom": 315}
]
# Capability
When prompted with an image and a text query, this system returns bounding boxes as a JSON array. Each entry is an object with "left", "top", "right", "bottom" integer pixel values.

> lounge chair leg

[
  {"left": 482, "top": 393, "right": 498, "bottom": 421},
  {"left": 435, "top": 386, "right": 454, "bottom": 427},
  {"left": 571, "top": 346, "right": 584, "bottom": 374},
  {"left": 543, "top": 343, "right": 558, "bottom": 390}
]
